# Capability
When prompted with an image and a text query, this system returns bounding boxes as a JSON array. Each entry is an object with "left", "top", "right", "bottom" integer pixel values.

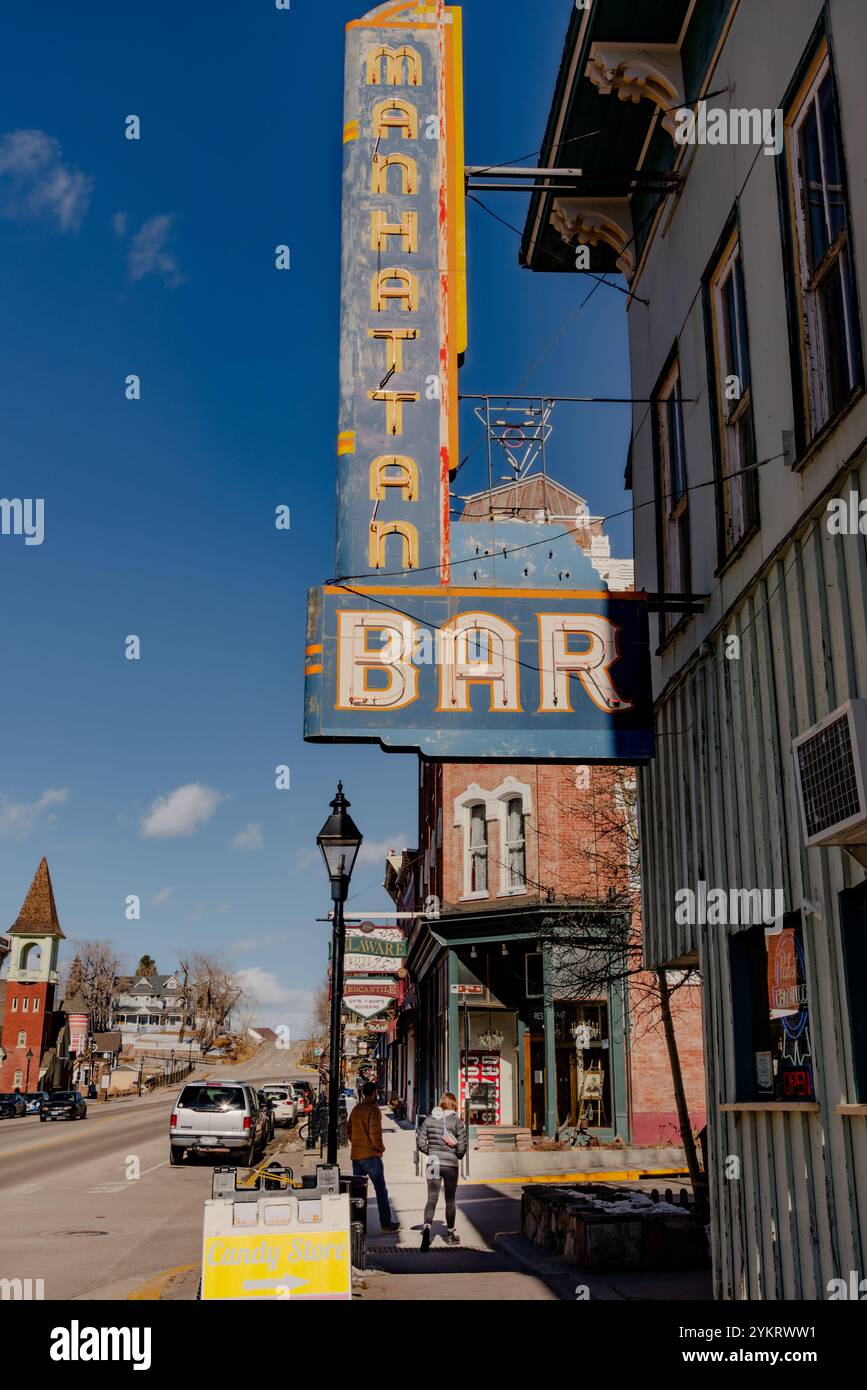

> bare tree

[
  {"left": 532, "top": 766, "right": 703, "bottom": 1194},
  {"left": 64, "top": 942, "right": 122, "bottom": 1032},
  {"left": 177, "top": 953, "right": 246, "bottom": 1052},
  {"left": 298, "top": 977, "right": 330, "bottom": 1068}
]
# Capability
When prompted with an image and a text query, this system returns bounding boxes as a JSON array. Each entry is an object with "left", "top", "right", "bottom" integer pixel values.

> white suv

[
  {"left": 260, "top": 1084, "right": 298, "bottom": 1127},
  {"left": 170, "top": 1081, "right": 269, "bottom": 1164}
]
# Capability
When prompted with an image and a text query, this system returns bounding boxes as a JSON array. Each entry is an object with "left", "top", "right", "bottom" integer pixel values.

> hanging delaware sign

[
  {"left": 344, "top": 953, "right": 402, "bottom": 975},
  {"left": 354, "top": 922, "right": 405, "bottom": 941}
]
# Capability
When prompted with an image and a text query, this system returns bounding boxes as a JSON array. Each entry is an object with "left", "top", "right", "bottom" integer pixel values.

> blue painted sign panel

[
  {"left": 303, "top": 1, "right": 653, "bottom": 763},
  {"left": 305, "top": 581, "right": 653, "bottom": 761}
]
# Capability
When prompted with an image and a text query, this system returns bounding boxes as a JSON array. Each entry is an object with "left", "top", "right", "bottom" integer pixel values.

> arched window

[
  {"left": 469, "top": 805, "right": 488, "bottom": 894},
  {"left": 505, "top": 798, "right": 526, "bottom": 889}
]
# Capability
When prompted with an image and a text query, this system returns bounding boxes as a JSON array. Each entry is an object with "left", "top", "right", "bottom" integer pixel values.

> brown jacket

[{"left": 346, "top": 1100, "right": 384, "bottom": 1160}]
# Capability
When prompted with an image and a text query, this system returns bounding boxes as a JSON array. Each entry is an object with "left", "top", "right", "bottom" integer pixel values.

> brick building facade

[
  {"left": 0, "top": 857, "right": 64, "bottom": 1092},
  {"left": 383, "top": 758, "right": 706, "bottom": 1144}
]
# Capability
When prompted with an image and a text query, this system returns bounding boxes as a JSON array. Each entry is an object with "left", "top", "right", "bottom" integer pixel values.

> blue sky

[{"left": 0, "top": 1, "right": 631, "bottom": 1032}]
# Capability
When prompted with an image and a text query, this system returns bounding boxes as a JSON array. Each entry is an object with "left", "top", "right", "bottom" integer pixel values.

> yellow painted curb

[
  {"left": 483, "top": 1167, "right": 690, "bottom": 1185},
  {"left": 127, "top": 1264, "right": 198, "bottom": 1301}
]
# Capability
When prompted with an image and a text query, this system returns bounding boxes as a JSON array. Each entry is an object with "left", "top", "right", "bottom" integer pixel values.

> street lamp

[
  {"left": 25, "top": 1048, "right": 33, "bottom": 1091},
  {"left": 170, "top": 1048, "right": 175, "bottom": 1084},
  {"left": 317, "top": 782, "right": 362, "bottom": 1166}
]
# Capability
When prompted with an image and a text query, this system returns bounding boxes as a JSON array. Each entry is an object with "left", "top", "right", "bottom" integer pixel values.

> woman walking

[{"left": 416, "top": 1091, "right": 467, "bottom": 1250}]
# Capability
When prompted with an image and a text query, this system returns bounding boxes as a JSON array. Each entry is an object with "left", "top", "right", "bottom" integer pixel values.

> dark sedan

[
  {"left": 40, "top": 1090, "right": 87, "bottom": 1121},
  {"left": 0, "top": 1092, "right": 27, "bottom": 1118}
]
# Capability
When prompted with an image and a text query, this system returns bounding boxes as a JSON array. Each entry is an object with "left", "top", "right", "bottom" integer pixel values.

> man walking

[{"left": 346, "top": 1081, "right": 400, "bottom": 1233}]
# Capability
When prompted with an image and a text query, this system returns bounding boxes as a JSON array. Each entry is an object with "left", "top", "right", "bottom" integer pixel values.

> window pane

[
  {"left": 817, "top": 71, "right": 845, "bottom": 242},
  {"left": 732, "top": 258, "right": 750, "bottom": 391},
  {"left": 819, "top": 253, "right": 855, "bottom": 412},
  {"left": 799, "top": 100, "right": 828, "bottom": 271},
  {"left": 469, "top": 805, "right": 486, "bottom": 848}
]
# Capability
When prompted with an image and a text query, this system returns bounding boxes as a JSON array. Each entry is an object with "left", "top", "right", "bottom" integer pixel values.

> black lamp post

[
  {"left": 170, "top": 1048, "right": 175, "bottom": 1084},
  {"left": 317, "top": 782, "right": 362, "bottom": 1166},
  {"left": 25, "top": 1048, "right": 33, "bottom": 1091}
]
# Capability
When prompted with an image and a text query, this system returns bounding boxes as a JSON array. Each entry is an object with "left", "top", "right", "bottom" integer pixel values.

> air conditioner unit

[{"left": 793, "top": 699, "right": 867, "bottom": 864}]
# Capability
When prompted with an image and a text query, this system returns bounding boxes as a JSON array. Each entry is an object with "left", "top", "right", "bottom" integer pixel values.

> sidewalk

[
  {"left": 343, "top": 1109, "right": 711, "bottom": 1302},
  {"left": 350, "top": 1108, "right": 559, "bottom": 1301}
]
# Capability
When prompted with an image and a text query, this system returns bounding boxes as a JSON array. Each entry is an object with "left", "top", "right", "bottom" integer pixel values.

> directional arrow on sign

[{"left": 241, "top": 1274, "right": 309, "bottom": 1295}]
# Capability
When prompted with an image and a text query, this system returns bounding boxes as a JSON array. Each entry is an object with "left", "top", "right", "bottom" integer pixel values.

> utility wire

[{"left": 331, "top": 448, "right": 786, "bottom": 586}]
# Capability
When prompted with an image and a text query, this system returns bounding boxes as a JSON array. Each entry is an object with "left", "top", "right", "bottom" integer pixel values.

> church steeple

[
  {"left": 1, "top": 858, "right": 64, "bottom": 1090},
  {"left": 9, "top": 855, "right": 64, "bottom": 939}
]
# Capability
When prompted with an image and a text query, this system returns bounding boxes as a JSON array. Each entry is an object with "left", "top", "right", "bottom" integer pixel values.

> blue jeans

[{"left": 352, "top": 1156, "right": 394, "bottom": 1229}]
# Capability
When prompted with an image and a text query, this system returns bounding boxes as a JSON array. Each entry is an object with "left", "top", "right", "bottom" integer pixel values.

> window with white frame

[
  {"left": 504, "top": 797, "right": 526, "bottom": 890},
  {"left": 11, "top": 996, "right": 18, "bottom": 1012},
  {"left": 17, "top": 1031, "right": 26, "bottom": 1047},
  {"left": 13, "top": 1071, "right": 22, "bottom": 1088},
  {"left": 469, "top": 805, "right": 488, "bottom": 894},
  {"left": 33, "top": 998, "right": 39, "bottom": 1013},
  {"left": 708, "top": 233, "right": 759, "bottom": 553},
  {"left": 21, "top": 997, "right": 29, "bottom": 1012},
  {"left": 655, "top": 358, "right": 690, "bottom": 634},
  {"left": 787, "top": 48, "right": 862, "bottom": 437}
]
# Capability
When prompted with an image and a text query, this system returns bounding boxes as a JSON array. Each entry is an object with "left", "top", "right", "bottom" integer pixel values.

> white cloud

[
  {"left": 231, "top": 935, "right": 276, "bottom": 954},
  {"left": 0, "top": 129, "right": 92, "bottom": 231},
  {"left": 140, "top": 783, "right": 224, "bottom": 838},
  {"left": 112, "top": 210, "right": 128, "bottom": 238},
  {"left": 151, "top": 886, "right": 173, "bottom": 905},
  {"left": 232, "top": 822, "right": 263, "bottom": 851},
  {"left": 235, "top": 966, "right": 296, "bottom": 1006},
  {"left": 355, "top": 835, "right": 409, "bottom": 868},
  {"left": 0, "top": 787, "right": 69, "bottom": 840},
  {"left": 126, "top": 212, "right": 185, "bottom": 287},
  {"left": 236, "top": 968, "right": 314, "bottom": 1033}
]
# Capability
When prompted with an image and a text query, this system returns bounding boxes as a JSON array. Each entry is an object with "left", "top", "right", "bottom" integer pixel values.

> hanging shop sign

[
  {"left": 366, "top": 1019, "right": 390, "bottom": 1032},
  {"left": 303, "top": 0, "right": 652, "bottom": 762},
  {"left": 354, "top": 922, "right": 406, "bottom": 940},
  {"left": 345, "top": 995, "right": 397, "bottom": 1020},
  {"left": 345, "top": 934, "right": 407, "bottom": 957},
  {"left": 344, "top": 953, "right": 404, "bottom": 975},
  {"left": 344, "top": 977, "right": 399, "bottom": 998}
]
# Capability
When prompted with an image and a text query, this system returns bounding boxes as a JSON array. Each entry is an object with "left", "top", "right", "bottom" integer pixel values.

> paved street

[{"left": 0, "top": 1045, "right": 317, "bottom": 1300}]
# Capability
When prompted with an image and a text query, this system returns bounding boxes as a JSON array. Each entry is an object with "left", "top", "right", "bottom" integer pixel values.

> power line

[{"left": 331, "top": 447, "right": 786, "bottom": 586}]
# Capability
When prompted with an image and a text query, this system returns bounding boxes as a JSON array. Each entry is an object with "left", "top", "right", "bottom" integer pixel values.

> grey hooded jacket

[{"left": 416, "top": 1106, "right": 468, "bottom": 1170}]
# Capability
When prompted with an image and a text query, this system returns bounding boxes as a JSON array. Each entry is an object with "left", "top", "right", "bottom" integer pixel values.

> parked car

[
  {"left": 260, "top": 1084, "right": 298, "bottom": 1127},
  {"left": 287, "top": 1080, "right": 315, "bottom": 1116},
  {"left": 169, "top": 1081, "right": 269, "bottom": 1165},
  {"left": 25, "top": 1091, "right": 50, "bottom": 1115},
  {"left": 40, "top": 1090, "right": 87, "bottom": 1121},
  {"left": 0, "top": 1092, "right": 27, "bottom": 1119}
]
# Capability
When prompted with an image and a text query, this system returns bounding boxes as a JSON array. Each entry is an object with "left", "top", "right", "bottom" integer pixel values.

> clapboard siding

[{"left": 640, "top": 452, "right": 867, "bottom": 1298}]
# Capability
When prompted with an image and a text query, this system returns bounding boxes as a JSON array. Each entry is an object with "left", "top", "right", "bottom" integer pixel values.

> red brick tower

[{"left": 0, "top": 857, "right": 65, "bottom": 1091}]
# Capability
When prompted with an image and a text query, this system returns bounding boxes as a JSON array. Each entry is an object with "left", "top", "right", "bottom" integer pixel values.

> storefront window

[{"left": 730, "top": 915, "right": 814, "bottom": 1102}]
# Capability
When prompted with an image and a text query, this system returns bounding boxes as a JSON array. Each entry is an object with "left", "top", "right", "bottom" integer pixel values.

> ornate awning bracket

[
  {"left": 550, "top": 197, "right": 635, "bottom": 280},
  {"left": 586, "top": 42, "right": 685, "bottom": 141}
]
